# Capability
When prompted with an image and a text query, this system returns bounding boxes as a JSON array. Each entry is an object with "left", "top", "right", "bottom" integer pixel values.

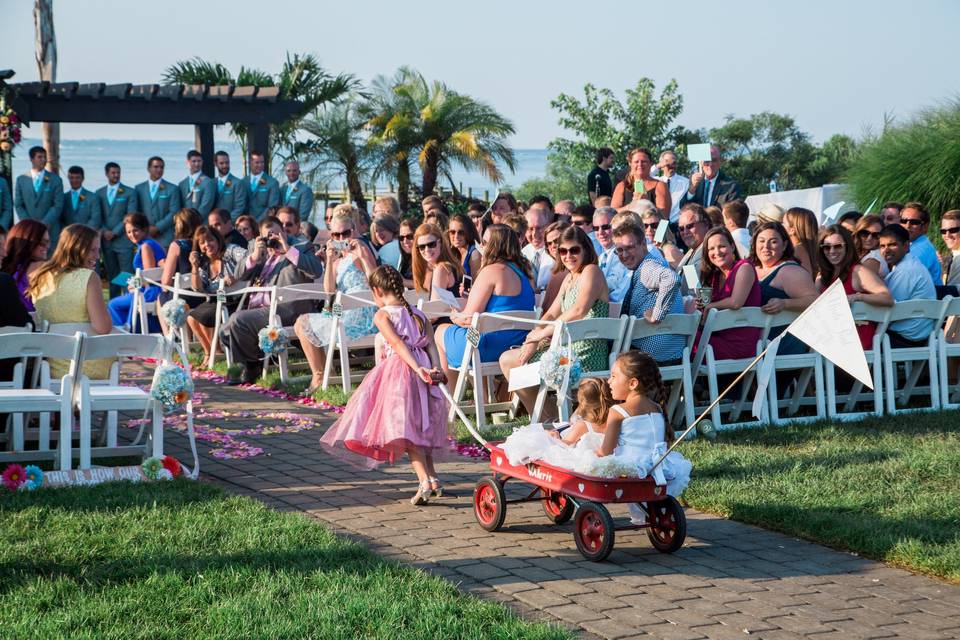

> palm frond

[{"left": 162, "top": 58, "right": 234, "bottom": 85}]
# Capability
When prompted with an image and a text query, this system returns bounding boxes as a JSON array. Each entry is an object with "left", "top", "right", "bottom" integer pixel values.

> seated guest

[
  {"left": 541, "top": 221, "right": 570, "bottom": 311},
  {"left": 611, "top": 148, "right": 671, "bottom": 216},
  {"left": 185, "top": 226, "right": 242, "bottom": 366},
  {"left": 881, "top": 201, "right": 904, "bottom": 227},
  {"left": 301, "top": 221, "right": 319, "bottom": 244},
  {"left": 696, "top": 227, "right": 762, "bottom": 360},
  {"left": 612, "top": 222, "right": 685, "bottom": 364},
  {"left": 156, "top": 209, "right": 203, "bottom": 336},
  {"left": 485, "top": 192, "right": 518, "bottom": 231},
  {"left": 722, "top": 200, "right": 752, "bottom": 258},
  {"left": 879, "top": 224, "right": 936, "bottom": 346},
  {"left": 371, "top": 214, "right": 401, "bottom": 269},
  {"left": 467, "top": 201, "right": 486, "bottom": 238},
  {"left": 235, "top": 214, "right": 258, "bottom": 244},
  {"left": 838, "top": 210, "right": 862, "bottom": 232},
  {"left": 940, "top": 210, "right": 960, "bottom": 286},
  {"left": 436, "top": 224, "right": 536, "bottom": 385},
  {"left": 521, "top": 206, "right": 553, "bottom": 290},
  {"left": 640, "top": 209, "right": 684, "bottom": 269},
  {"left": 816, "top": 225, "right": 893, "bottom": 350},
  {"left": 208, "top": 208, "right": 247, "bottom": 248},
  {"left": 853, "top": 214, "right": 888, "bottom": 277},
  {"left": 447, "top": 213, "right": 482, "bottom": 294},
  {"left": 900, "top": 202, "right": 942, "bottom": 283},
  {"left": 277, "top": 206, "right": 308, "bottom": 248},
  {"left": 500, "top": 226, "right": 610, "bottom": 415},
  {"left": 1, "top": 219, "right": 49, "bottom": 311},
  {"left": 570, "top": 204, "right": 603, "bottom": 254},
  {"left": 750, "top": 221, "right": 819, "bottom": 353},
  {"left": 107, "top": 213, "right": 166, "bottom": 329},
  {"left": 372, "top": 195, "right": 401, "bottom": 220},
  {"left": 554, "top": 199, "right": 575, "bottom": 222},
  {"left": 504, "top": 213, "right": 527, "bottom": 239},
  {"left": 783, "top": 207, "right": 819, "bottom": 276},
  {"left": 676, "top": 203, "right": 710, "bottom": 271},
  {"left": 413, "top": 223, "right": 461, "bottom": 300},
  {"left": 594, "top": 206, "right": 631, "bottom": 302},
  {"left": 293, "top": 210, "right": 377, "bottom": 393},
  {"left": 31, "top": 224, "right": 112, "bottom": 379},
  {"left": 0, "top": 266, "right": 31, "bottom": 379},
  {"left": 704, "top": 205, "right": 723, "bottom": 227},
  {"left": 528, "top": 194, "right": 555, "bottom": 223},
  {"left": 221, "top": 216, "right": 324, "bottom": 384},
  {"left": 397, "top": 217, "right": 418, "bottom": 289}
]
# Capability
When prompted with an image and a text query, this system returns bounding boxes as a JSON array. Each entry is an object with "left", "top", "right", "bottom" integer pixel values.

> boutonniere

[
  {"left": 79, "top": 194, "right": 86, "bottom": 202},
  {"left": 118, "top": 187, "right": 125, "bottom": 194},
  {"left": 225, "top": 179, "right": 232, "bottom": 188},
  {"left": 259, "top": 177, "right": 266, "bottom": 186},
  {"left": 159, "top": 183, "right": 165, "bottom": 191},
  {"left": 196, "top": 175, "right": 204, "bottom": 184},
  {"left": 292, "top": 186, "right": 299, "bottom": 193},
  {"left": 43, "top": 174, "right": 50, "bottom": 183}
]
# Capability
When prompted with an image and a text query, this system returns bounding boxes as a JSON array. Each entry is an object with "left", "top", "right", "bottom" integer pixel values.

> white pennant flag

[{"left": 752, "top": 279, "right": 872, "bottom": 419}]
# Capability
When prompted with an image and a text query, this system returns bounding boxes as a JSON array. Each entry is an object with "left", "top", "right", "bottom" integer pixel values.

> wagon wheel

[
  {"left": 473, "top": 477, "right": 507, "bottom": 532},
  {"left": 573, "top": 501, "right": 615, "bottom": 562},
  {"left": 646, "top": 497, "right": 687, "bottom": 553},
  {"left": 542, "top": 490, "right": 573, "bottom": 525}
]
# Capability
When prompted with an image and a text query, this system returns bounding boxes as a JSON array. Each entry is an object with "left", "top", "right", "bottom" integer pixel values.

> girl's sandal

[
  {"left": 429, "top": 477, "right": 443, "bottom": 497},
  {"left": 410, "top": 481, "right": 431, "bottom": 506}
]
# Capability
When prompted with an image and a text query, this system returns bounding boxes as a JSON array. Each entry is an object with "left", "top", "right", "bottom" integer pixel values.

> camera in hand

[{"left": 266, "top": 237, "right": 283, "bottom": 250}]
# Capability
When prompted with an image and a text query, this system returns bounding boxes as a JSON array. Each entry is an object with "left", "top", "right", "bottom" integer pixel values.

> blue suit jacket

[
  {"left": 61, "top": 187, "right": 100, "bottom": 228},
  {"left": 280, "top": 181, "right": 315, "bottom": 221},
  {"left": 135, "top": 180, "right": 182, "bottom": 246},
  {"left": 214, "top": 173, "right": 248, "bottom": 221},
  {"left": 94, "top": 182, "right": 137, "bottom": 253},
  {"left": 14, "top": 171, "right": 64, "bottom": 229},
  {"left": 178, "top": 174, "right": 216, "bottom": 216},
  {"left": 0, "top": 177, "right": 12, "bottom": 230},
  {"left": 246, "top": 174, "right": 280, "bottom": 220}
]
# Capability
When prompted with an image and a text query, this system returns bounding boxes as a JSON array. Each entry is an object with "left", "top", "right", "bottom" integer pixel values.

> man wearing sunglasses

[
  {"left": 940, "top": 210, "right": 960, "bottom": 287},
  {"left": 594, "top": 207, "right": 630, "bottom": 302},
  {"left": 521, "top": 207, "right": 554, "bottom": 290},
  {"left": 676, "top": 203, "right": 710, "bottom": 272},
  {"left": 900, "top": 202, "right": 942, "bottom": 283}
]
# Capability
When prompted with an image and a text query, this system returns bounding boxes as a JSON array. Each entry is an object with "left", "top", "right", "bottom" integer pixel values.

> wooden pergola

[{"left": 8, "top": 78, "right": 303, "bottom": 177}]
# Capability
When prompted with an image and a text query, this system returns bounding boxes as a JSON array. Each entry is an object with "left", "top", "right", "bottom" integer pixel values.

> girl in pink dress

[{"left": 319, "top": 265, "right": 451, "bottom": 505}]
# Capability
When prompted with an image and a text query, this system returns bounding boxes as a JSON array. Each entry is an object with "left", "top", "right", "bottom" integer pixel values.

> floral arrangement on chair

[
  {"left": 150, "top": 363, "right": 194, "bottom": 412},
  {"left": 538, "top": 346, "right": 582, "bottom": 392},
  {"left": 258, "top": 324, "right": 288, "bottom": 355},
  {"left": 160, "top": 298, "right": 188, "bottom": 329}
]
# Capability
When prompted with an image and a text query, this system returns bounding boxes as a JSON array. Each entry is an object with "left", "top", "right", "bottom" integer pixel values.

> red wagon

[{"left": 473, "top": 444, "right": 686, "bottom": 562}]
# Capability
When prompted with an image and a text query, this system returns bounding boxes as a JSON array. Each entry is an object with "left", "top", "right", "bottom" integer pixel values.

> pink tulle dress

[{"left": 319, "top": 304, "right": 450, "bottom": 469}]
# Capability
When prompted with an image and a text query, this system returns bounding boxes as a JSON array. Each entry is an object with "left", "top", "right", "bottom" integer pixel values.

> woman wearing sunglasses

[
  {"left": 816, "top": 224, "right": 892, "bottom": 350},
  {"left": 852, "top": 214, "right": 888, "bottom": 277},
  {"left": 412, "top": 223, "right": 462, "bottom": 301},
  {"left": 499, "top": 225, "right": 610, "bottom": 416},
  {"left": 446, "top": 213, "right": 482, "bottom": 295},
  {"left": 397, "top": 218, "right": 419, "bottom": 289}
]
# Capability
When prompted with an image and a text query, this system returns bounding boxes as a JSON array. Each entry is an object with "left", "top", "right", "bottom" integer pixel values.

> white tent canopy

[{"left": 745, "top": 184, "right": 856, "bottom": 226}]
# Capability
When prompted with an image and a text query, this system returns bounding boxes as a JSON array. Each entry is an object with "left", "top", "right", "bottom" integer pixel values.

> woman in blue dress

[
  {"left": 447, "top": 213, "right": 483, "bottom": 295},
  {"left": 107, "top": 212, "right": 166, "bottom": 330},
  {"left": 435, "top": 224, "right": 536, "bottom": 385}
]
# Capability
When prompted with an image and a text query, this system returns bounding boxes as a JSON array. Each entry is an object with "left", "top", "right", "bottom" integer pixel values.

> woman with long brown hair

[
  {"left": 2, "top": 219, "right": 49, "bottom": 311},
  {"left": 852, "top": 213, "right": 888, "bottom": 277},
  {"left": 446, "top": 213, "right": 482, "bottom": 294},
  {"left": 611, "top": 148, "right": 671, "bottom": 215},
  {"left": 411, "top": 222, "right": 461, "bottom": 300},
  {"left": 783, "top": 207, "right": 820, "bottom": 277},
  {"left": 186, "top": 225, "right": 240, "bottom": 366}
]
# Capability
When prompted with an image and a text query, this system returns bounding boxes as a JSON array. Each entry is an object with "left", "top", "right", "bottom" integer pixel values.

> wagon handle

[{"left": 438, "top": 383, "right": 490, "bottom": 451}]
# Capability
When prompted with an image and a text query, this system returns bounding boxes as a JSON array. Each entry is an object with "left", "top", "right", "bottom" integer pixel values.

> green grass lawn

[
  {"left": 0, "top": 481, "right": 570, "bottom": 639},
  {"left": 682, "top": 411, "right": 960, "bottom": 583}
]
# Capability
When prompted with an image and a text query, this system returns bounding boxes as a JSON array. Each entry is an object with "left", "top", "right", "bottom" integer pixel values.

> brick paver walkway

[{"left": 158, "top": 376, "right": 960, "bottom": 640}]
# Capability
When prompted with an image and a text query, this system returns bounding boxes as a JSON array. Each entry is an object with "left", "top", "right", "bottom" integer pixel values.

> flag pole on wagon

[{"left": 650, "top": 279, "right": 872, "bottom": 473}]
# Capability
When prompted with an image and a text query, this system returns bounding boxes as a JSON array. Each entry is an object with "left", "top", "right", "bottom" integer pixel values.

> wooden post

[
  {"left": 484, "top": 190, "right": 489, "bottom": 202},
  {"left": 33, "top": 0, "right": 60, "bottom": 174},
  {"left": 246, "top": 123, "right": 269, "bottom": 172},
  {"left": 468, "top": 187, "right": 473, "bottom": 198},
  {"left": 194, "top": 124, "right": 214, "bottom": 178},
  {"left": 459, "top": 181, "right": 463, "bottom": 195}
]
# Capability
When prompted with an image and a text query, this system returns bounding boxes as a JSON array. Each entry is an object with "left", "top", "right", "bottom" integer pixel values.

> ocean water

[{"left": 12, "top": 138, "right": 550, "bottom": 196}]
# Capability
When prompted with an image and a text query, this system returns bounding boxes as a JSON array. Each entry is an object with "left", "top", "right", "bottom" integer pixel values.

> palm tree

[{"left": 296, "top": 97, "right": 374, "bottom": 211}]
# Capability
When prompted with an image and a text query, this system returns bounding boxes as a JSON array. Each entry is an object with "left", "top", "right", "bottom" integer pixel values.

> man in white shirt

[
  {"left": 722, "top": 200, "right": 752, "bottom": 258},
  {"left": 899, "top": 202, "right": 942, "bottom": 284},
  {"left": 657, "top": 150, "right": 690, "bottom": 224},
  {"left": 594, "top": 206, "right": 631, "bottom": 302},
  {"left": 521, "top": 207, "right": 553, "bottom": 290}
]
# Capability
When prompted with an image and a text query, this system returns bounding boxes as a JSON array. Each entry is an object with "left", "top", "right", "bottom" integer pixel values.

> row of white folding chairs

[
  {"left": 130, "top": 267, "right": 202, "bottom": 349},
  {"left": 0, "top": 328, "right": 171, "bottom": 470}
]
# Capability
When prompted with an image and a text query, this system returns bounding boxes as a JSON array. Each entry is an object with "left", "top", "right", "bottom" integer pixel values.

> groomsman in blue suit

[
  {"left": 213, "top": 150, "right": 247, "bottom": 220},
  {"left": 135, "top": 156, "right": 181, "bottom": 247},
  {"left": 246, "top": 151, "right": 279, "bottom": 220},
  {"left": 178, "top": 149, "right": 216, "bottom": 216},
  {"left": 14, "top": 146, "right": 63, "bottom": 232},
  {"left": 0, "top": 176, "right": 12, "bottom": 230},
  {"left": 61, "top": 166, "right": 100, "bottom": 234},
  {"left": 95, "top": 162, "right": 137, "bottom": 297},
  {"left": 280, "top": 160, "right": 314, "bottom": 223}
]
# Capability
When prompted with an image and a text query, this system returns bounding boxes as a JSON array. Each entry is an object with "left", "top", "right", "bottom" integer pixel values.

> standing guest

[
  {"left": 186, "top": 226, "right": 242, "bottom": 366},
  {"left": 899, "top": 202, "right": 942, "bottom": 283},
  {"left": 447, "top": 213, "right": 482, "bottom": 293},
  {"left": 14, "top": 146, "right": 63, "bottom": 233},
  {"left": 613, "top": 222, "right": 685, "bottom": 364},
  {"left": 541, "top": 221, "right": 570, "bottom": 311},
  {"left": 293, "top": 211, "right": 378, "bottom": 394},
  {"left": 61, "top": 166, "right": 99, "bottom": 233},
  {"left": 611, "top": 148, "right": 671, "bottom": 216},
  {"left": 213, "top": 150, "right": 247, "bottom": 221},
  {"left": 96, "top": 161, "right": 137, "bottom": 296},
  {"left": 276, "top": 206, "right": 308, "bottom": 248},
  {"left": 853, "top": 214, "right": 888, "bottom": 277},
  {"left": 398, "top": 218, "right": 419, "bottom": 289},
  {"left": 881, "top": 201, "right": 904, "bottom": 227},
  {"left": 656, "top": 150, "right": 690, "bottom": 224},
  {"left": 940, "top": 210, "right": 960, "bottom": 287},
  {"left": 178, "top": 150, "right": 216, "bottom": 216},
  {"left": 0, "top": 176, "right": 12, "bottom": 231},
  {"left": 246, "top": 152, "right": 280, "bottom": 220},
  {"left": 221, "top": 216, "right": 324, "bottom": 384},
  {"left": 208, "top": 208, "right": 248, "bottom": 248},
  {"left": 412, "top": 223, "right": 461, "bottom": 300},
  {"left": 816, "top": 225, "right": 893, "bottom": 350},
  {"left": 587, "top": 147, "right": 615, "bottom": 204},
  {"left": 783, "top": 207, "right": 820, "bottom": 276},
  {"left": 640, "top": 210, "right": 684, "bottom": 269},
  {"left": 135, "top": 156, "right": 181, "bottom": 247},
  {"left": 879, "top": 224, "right": 936, "bottom": 346},
  {"left": 1, "top": 219, "right": 49, "bottom": 311},
  {"left": 107, "top": 213, "right": 166, "bottom": 329},
  {"left": 594, "top": 196, "right": 613, "bottom": 208},
  {"left": 30, "top": 224, "right": 113, "bottom": 380},
  {"left": 372, "top": 196, "right": 402, "bottom": 220},
  {"left": 677, "top": 203, "right": 711, "bottom": 271},
  {"left": 280, "top": 160, "right": 314, "bottom": 222},
  {"left": 499, "top": 226, "right": 610, "bottom": 416},
  {"left": 722, "top": 200, "right": 752, "bottom": 258},
  {"left": 555, "top": 199, "right": 576, "bottom": 222},
  {"left": 838, "top": 210, "right": 862, "bottom": 232},
  {"left": 371, "top": 215, "right": 402, "bottom": 269},
  {"left": 235, "top": 214, "right": 258, "bottom": 245},
  {"left": 436, "top": 224, "right": 536, "bottom": 386},
  {"left": 595, "top": 206, "right": 631, "bottom": 303},
  {"left": 521, "top": 206, "right": 553, "bottom": 290},
  {"left": 696, "top": 227, "right": 762, "bottom": 360},
  {"left": 680, "top": 145, "right": 740, "bottom": 209}
]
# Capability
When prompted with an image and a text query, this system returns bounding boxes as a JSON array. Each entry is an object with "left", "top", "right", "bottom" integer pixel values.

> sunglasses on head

[
  {"left": 558, "top": 245, "right": 583, "bottom": 257},
  {"left": 595, "top": 224, "right": 612, "bottom": 232},
  {"left": 418, "top": 240, "right": 439, "bottom": 251},
  {"left": 857, "top": 230, "right": 880, "bottom": 239},
  {"left": 941, "top": 226, "right": 960, "bottom": 236},
  {"left": 330, "top": 231, "right": 351, "bottom": 240},
  {"left": 900, "top": 218, "right": 924, "bottom": 226}
]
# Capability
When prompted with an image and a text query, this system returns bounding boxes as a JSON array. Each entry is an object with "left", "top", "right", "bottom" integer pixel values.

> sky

[{"left": 1, "top": 0, "right": 957, "bottom": 148}]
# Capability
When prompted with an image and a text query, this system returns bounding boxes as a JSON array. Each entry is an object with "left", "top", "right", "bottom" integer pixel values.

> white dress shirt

[{"left": 658, "top": 173, "right": 690, "bottom": 223}]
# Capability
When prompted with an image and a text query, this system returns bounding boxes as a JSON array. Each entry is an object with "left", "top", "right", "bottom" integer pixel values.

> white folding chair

[
  {"left": 531, "top": 315, "right": 630, "bottom": 423},
  {"left": 882, "top": 299, "right": 946, "bottom": 414},
  {"left": 447, "top": 311, "right": 542, "bottom": 429},
  {"left": 937, "top": 296, "right": 960, "bottom": 408},
  {"left": 417, "top": 298, "right": 463, "bottom": 322},
  {"left": 0, "top": 331, "right": 82, "bottom": 468},
  {"left": 207, "top": 279, "right": 252, "bottom": 369},
  {"left": 624, "top": 313, "right": 700, "bottom": 429},
  {"left": 824, "top": 302, "right": 891, "bottom": 419},
  {"left": 129, "top": 266, "right": 165, "bottom": 334},
  {"left": 763, "top": 311, "right": 826, "bottom": 425},
  {"left": 607, "top": 302, "right": 622, "bottom": 318},
  {"left": 74, "top": 333, "right": 173, "bottom": 469},
  {"left": 268, "top": 282, "right": 333, "bottom": 383},
  {"left": 321, "top": 291, "right": 379, "bottom": 392},
  {"left": 692, "top": 307, "right": 770, "bottom": 431}
]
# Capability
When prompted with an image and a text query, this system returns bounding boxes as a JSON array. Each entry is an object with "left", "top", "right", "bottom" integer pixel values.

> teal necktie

[
  {"left": 34, "top": 173, "right": 42, "bottom": 193},
  {"left": 150, "top": 182, "right": 158, "bottom": 200},
  {"left": 72, "top": 190, "right": 80, "bottom": 209}
]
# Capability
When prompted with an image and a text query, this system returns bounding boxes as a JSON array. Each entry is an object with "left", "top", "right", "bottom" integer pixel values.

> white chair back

[
  {"left": 80, "top": 333, "right": 170, "bottom": 363},
  {"left": 886, "top": 298, "right": 944, "bottom": 326},
  {"left": 692, "top": 307, "right": 769, "bottom": 377},
  {"left": 626, "top": 312, "right": 701, "bottom": 348}
]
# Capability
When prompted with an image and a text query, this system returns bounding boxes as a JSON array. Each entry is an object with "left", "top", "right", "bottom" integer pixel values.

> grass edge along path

[
  {"left": 681, "top": 410, "right": 960, "bottom": 584},
  {"left": 0, "top": 481, "right": 571, "bottom": 639}
]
